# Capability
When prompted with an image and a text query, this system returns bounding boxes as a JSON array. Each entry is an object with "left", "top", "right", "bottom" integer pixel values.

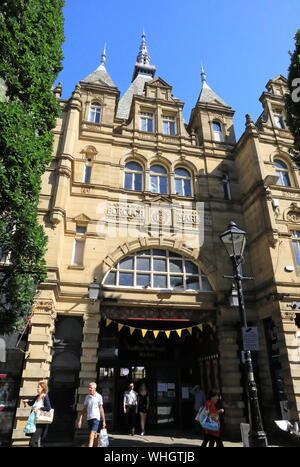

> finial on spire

[
  {"left": 100, "top": 43, "right": 106, "bottom": 66},
  {"left": 201, "top": 63, "right": 207, "bottom": 83},
  {"left": 137, "top": 30, "right": 150, "bottom": 65}
]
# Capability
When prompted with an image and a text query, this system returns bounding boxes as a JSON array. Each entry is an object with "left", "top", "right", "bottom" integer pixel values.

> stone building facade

[{"left": 10, "top": 35, "right": 300, "bottom": 445}]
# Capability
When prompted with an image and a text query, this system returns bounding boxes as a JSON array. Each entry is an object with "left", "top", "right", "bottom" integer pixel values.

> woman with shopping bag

[
  {"left": 23, "top": 381, "right": 52, "bottom": 447},
  {"left": 201, "top": 390, "right": 224, "bottom": 448}
]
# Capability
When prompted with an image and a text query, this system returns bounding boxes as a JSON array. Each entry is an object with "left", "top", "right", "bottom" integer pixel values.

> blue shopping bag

[
  {"left": 199, "top": 406, "right": 219, "bottom": 432},
  {"left": 24, "top": 411, "right": 37, "bottom": 434}
]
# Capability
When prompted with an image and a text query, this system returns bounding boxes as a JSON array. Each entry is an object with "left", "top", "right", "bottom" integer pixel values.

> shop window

[
  {"left": 274, "top": 159, "right": 291, "bottom": 187},
  {"left": 103, "top": 249, "right": 213, "bottom": 292},
  {"left": 174, "top": 168, "right": 192, "bottom": 197}
]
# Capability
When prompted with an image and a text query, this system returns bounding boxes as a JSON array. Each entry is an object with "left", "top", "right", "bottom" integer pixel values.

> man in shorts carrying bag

[{"left": 78, "top": 382, "right": 106, "bottom": 447}]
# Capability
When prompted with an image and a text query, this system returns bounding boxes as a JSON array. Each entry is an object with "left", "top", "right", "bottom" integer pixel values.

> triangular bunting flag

[
  {"left": 142, "top": 329, "right": 147, "bottom": 338},
  {"left": 106, "top": 319, "right": 112, "bottom": 327},
  {"left": 130, "top": 327, "right": 135, "bottom": 335},
  {"left": 165, "top": 330, "right": 171, "bottom": 339},
  {"left": 118, "top": 323, "right": 124, "bottom": 332},
  {"left": 187, "top": 327, "right": 193, "bottom": 335},
  {"left": 208, "top": 322, "right": 214, "bottom": 329},
  {"left": 197, "top": 324, "right": 203, "bottom": 332},
  {"left": 176, "top": 329, "right": 182, "bottom": 338},
  {"left": 153, "top": 331, "right": 159, "bottom": 339}
]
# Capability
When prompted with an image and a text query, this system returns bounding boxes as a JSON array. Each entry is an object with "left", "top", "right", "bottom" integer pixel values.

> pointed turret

[
  {"left": 81, "top": 44, "right": 116, "bottom": 88},
  {"left": 197, "top": 65, "right": 229, "bottom": 107},
  {"left": 117, "top": 31, "right": 156, "bottom": 120}
]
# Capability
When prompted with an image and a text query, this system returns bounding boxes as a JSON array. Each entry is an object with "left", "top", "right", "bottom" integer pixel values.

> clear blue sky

[{"left": 55, "top": 0, "right": 300, "bottom": 140}]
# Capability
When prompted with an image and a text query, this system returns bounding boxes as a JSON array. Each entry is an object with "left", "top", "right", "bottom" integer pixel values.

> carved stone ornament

[
  {"left": 33, "top": 300, "right": 56, "bottom": 319},
  {"left": 284, "top": 203, "right": 300, "bottom": 223}
]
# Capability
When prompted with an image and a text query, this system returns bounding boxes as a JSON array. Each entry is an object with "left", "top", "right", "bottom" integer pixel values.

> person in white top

[
  {"left": 123, "top": 382, "right": 138, "bottom": 435},
  {"left": 78, "top": 382, "right": 106, "bottom": 447}
]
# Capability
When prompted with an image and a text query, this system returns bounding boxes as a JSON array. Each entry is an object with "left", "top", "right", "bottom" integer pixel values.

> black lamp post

[{"left": 220, "top": 221, "right": 268, "bottom": 447}]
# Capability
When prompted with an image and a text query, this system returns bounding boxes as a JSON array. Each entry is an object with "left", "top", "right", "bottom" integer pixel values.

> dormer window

[
  {"left": 140, "top": 112, "right": 153, "bottom": 132},
  {"left": 88, "top": 101, "right": 102, "bottom": 124},
  {"left": 273, "top": 109, "right": 285, "bottom": 129},
  {"left": 163, "top": 115, "right": 176, "bottom": 136},
  {"left": 213, "top": 121, "right": 224, "bottom": 142}
]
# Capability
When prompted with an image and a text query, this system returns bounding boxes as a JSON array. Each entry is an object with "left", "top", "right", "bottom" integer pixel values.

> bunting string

[{"left": 104, "top": 318, "right": 215, "bottom": 339}]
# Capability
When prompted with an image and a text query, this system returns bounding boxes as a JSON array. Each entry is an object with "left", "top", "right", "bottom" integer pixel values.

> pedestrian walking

[
  {"left": 22, "top": 381, "right": 52, "bottom": 447},
  {"left": 138, "top": 383, "right": 150, "bottom": 435},
  {"left": 123, "top": 382, "right": 138, "bottom": 435},
  {"left": 201, "top": 390, "right": 224, "bottom": 448},
  {"left": 78, "top": 382, "right": 106, "bottom": 447},
  {"left": 190, "top": 384, "right": 206, "bottom": 433}
]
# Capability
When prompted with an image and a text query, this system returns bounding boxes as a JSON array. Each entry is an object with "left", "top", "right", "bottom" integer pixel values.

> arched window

[
  {"left": 174, "top": 168, "right": 192, "bottom": 196},
  {"left": 103, "top": 249, "right": 213, "bottom": 292},
  {"left": 88, "top": 101, "right": 102, "bottom": 124},
  {"left": 150, "top": 164, "right": 168, "bottom": 194},
  {"left": 124, "top": 161, "right": 143, "bottom": 191},
  {"left": 274, "top": 159, "right": 291, "bottom": 187},
  {"left": 212, "top": 121, "right": 224, "bottom": 142}
]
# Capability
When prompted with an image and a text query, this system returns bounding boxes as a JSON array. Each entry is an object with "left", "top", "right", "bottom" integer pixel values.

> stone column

[
  {"left": 217, "top": 307, "right": 245, "bottom": 439},
  {"left": 11, "top": 299, "right": 56, "bottom": 447},
  {"left": 74, "top": 303, "right": 101, "bottom": 439}
]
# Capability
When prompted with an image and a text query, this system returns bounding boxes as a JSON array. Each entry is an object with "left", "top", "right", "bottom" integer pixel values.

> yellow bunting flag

[
  {"left": 176, "top": 329, "right": 182, "bottom": 338},
  {"left": 130, "top": 327, "right": 135, "bottom": 335},
  {"left": 187, "top": 327, "right": 193, "bottom": 335},
  {"left": 197, "top": 324, "right": 203, "bottom": 332},
  {"left": 153, "top": 331, "right": 159, "bottom": 339},
  {"left": 208, "top": 322, "right": 214, "bottom": 329},
  {"left": 142, "top": 329, "right": 147, "bottom": 338},
  {"left": 106, "top": 319, "right": 112, "bottom": 327},
  {"left": 118, "top": 323, "right": 124, "bottom": 332},
  {"left": 165, "top": 330, "right": 171, "bottom": 339}
]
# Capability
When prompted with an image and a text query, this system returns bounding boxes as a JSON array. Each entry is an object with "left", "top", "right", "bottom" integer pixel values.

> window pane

[
  {"left": 170, "top": 276, "right": 184, "bottom": 289},
  {"left": 105, "top": 271, "right": 116, "bottom": 285},
  {"left": 282, "top": 172, "right": 291, "bottom": 187},
  {"left": 175, "top": 168, "right": 190, "bottom": 177},
  {"left": 163, "top": 121, "right": 169, "bottom": 135},
  {"left": 169, "top": 259, "right": 183, "bottom": 273},
  {"left": 140, "top": 117, "right": 147, "bottom": 131},
  {"left": 126, "top": 161, "right": 142, "bottom": 171},
  {"left": 136, "top": 257, "right": 150, "bottom": 271},
  {"left": 150, "top": 175, "right": 158, "bottom": 193},
  {"left": 95, "top": 110, "right": 101, "bottom": 124},
  {"left": 136, "top": 250, "right": 150, "bottom": 256},
  {"left": 169, "top": 251, "right": 181, "bottom": 258},
  {"left": 185, "top": 261, "right": 198, "bottom": 274},
  {"left": 134, "top": 173, "right": 142, "bottom": 191},
  {"left": 169, "top": 122, "right": 175, "bottom": 136},
  {"left": 125, "top": 172, "right": 133, "bottom": 190},
  {"left": 293, "top": 241, "right": 300, "bottom": 274},
  {"left": 136, "top": 274, "right": 151, "bottom": 287},
  {"left": 119, "top": 256, "right": 134, "bottom": 270},
  {"left": 184, "top": 179, "right": 192, "bottom": 196},
  {"left": 151, "top": 165, "right": 167, "bottom": 174},
  {"left": 76, "top": 225, "right": 86, "bottom": 235},
  {"left": 274, "top": 160, "right": 288, "bottom": 169},
  {"left": 160, "top": 176, "right": 168, "bottom": 194},
  {"left": 175, "top": 178, "right": 182, "bottom": 195},
  {"left": 152, "top": 249, "right": 166, "bottom": 256},
  {"left": 73, "top": 239, "right": 84, "bottom": 265},
  {"left": 201, "top": 276, "right": 213, "bottom": 291},
  {"left": 89, "top": 109, "right": 95, "bottom": 122},
  {"left": 186, "top": 276, "right": 200, "bottom": 291},
  {"left": 153, "top": 275, "right": 167, "bottom": 288},
  {"left": 153, "top": 259, "right": 167, "bottom": 272},
  {"left": 148, "top": 119, "right": 153, "bottom": 132},
  {"left": 119, "top": 272, "right": 133, "bottom": 286},
  {"left": 84, "top": 165, "right": 92, "bottom": 183}
]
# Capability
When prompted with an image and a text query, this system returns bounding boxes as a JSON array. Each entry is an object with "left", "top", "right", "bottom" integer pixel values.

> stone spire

[
  {"left": 197, "top": 64, "right": 229, "bottom": 107},
  {"left": 81, "top": 43, "right": 116, "bottom": 88},
  {"left": 100, "top": 43, "right": 106, "bottom": 66},
  {"left": 131, "top": 31, "right": 156, "bottom": 82}
]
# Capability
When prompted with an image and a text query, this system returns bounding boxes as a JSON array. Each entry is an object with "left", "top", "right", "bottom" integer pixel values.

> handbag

[
  {"left": 97, "top": 428, "right": 109, "bottom": 447},
  {"left": 199, "top": 406, "right": 219, "bottom": 432},
  {"left": 24, "top": 411, "right": 37, "bottom": 434},
  {"left": 36, "top": 408, "right": 54, "bottom": 424}
]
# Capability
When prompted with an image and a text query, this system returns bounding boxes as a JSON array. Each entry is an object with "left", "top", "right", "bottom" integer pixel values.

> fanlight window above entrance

[{"left": 103, "top": 249, "right": 213, "bottom": 292}]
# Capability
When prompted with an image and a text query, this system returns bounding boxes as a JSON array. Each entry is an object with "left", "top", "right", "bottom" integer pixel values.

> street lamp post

[{"left": 220, "top": 221, "right": 268, "bottom": 447}]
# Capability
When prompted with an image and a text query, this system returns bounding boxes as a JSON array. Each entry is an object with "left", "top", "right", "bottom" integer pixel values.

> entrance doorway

[{"left": 97, "top": 317, "right": 220, "bottom": 432}]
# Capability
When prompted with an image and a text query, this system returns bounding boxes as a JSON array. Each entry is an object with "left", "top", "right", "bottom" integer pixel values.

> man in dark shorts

[{"left": 78, "top": 382, "right": 106, "bottom": 447}]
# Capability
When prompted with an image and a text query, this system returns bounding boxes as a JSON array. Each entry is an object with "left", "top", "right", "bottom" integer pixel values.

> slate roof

[
  {"left": 81, "top": 63, "right": 117, "bottom": 88},
  {"left": 116, "top": 73, "right": 153, "bottom": 120},
  {"left": 197, "top": 81, "right": 229, "bottom": 107}
]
